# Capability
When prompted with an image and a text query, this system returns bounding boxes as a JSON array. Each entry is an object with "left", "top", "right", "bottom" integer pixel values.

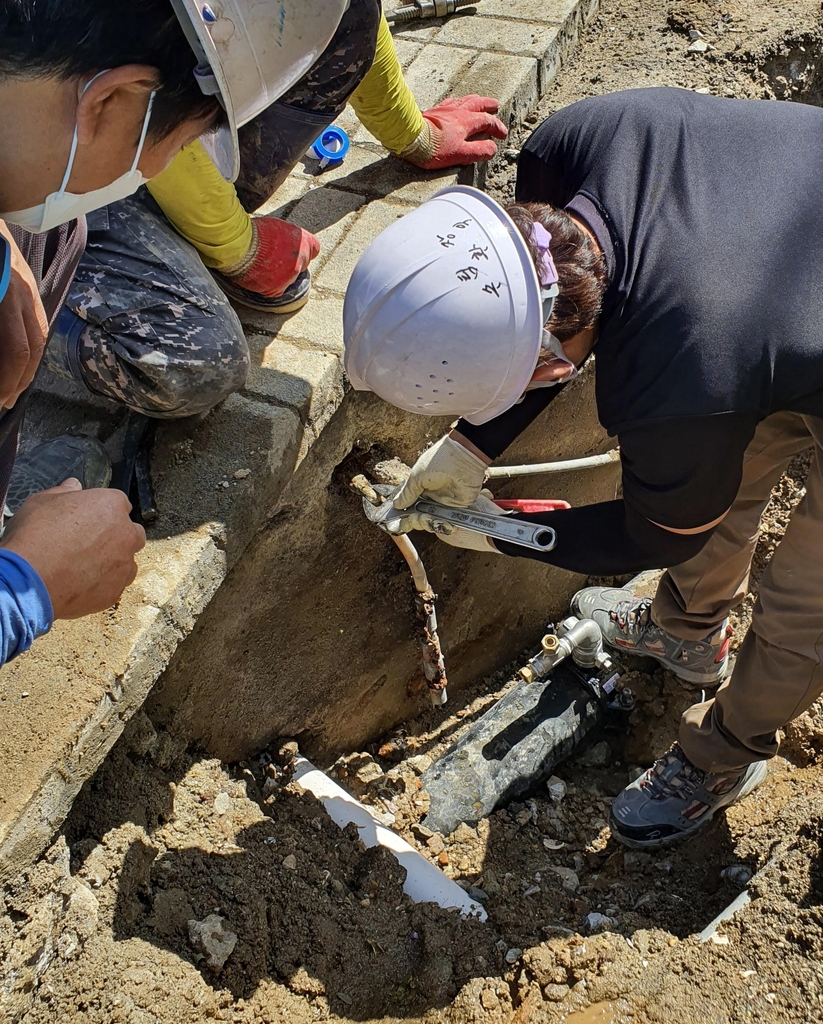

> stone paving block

[
  {"left": 392, "top": 22, "right": 442, "bottom": 42},
  {"left": 313, "top": 199, "right": 415, "bottom": 296},
  {"left": 476, "top": 0, "right": 580, "bottom": 23},
  {"left": 244, "top": 339, "right": 344, "bottom": 461},
  {"left": 239, "top": 292, "right": 346, "bottom": 356},
  {"left": 434, "top": 16, "right": 553, "bottom": 58},
  {"left": 454, "top": 51, "right": 539, "bottom": 122},
  {"left": 402, "top": 42, "right": 479, "bottom": 111},
  {"left": 255, "top": 176, "right": 313, "bottom": 219},
  {"left": 394, "top": 37, "right": 426, "bottom": 68},
  {"left": 286, "top": 187, "right": 366, "bottom": 271},
  {"left": 294, "top": 143, "right": 457, "bottom": 206}
]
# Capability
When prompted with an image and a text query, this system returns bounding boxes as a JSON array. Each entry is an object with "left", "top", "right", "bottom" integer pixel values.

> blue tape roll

[
  {"left": 311, "top": 126, "right": 350, "bottom": 170},
  {"left": 0, "top": 238, "right": 11, "bottom": 305}
]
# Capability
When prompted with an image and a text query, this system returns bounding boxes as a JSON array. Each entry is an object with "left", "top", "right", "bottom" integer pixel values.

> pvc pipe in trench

[
  {"left": 292, "top": 756, "right": 486, "bottom": 921},
  {"left": 486, "top": 449, "right": 620, "bottom": 480}
]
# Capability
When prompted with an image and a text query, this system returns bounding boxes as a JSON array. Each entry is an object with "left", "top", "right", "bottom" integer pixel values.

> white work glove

[
  {"left": 386, "top": 493, "right": 502, "bottom": 553},
  {"left": 393, "top": 435, "right": 488, "bottom": 510}
]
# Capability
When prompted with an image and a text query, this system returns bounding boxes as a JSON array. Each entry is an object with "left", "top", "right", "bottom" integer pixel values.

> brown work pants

[{"left": 651, "top": 411, "right": 823, "bottom": 773}]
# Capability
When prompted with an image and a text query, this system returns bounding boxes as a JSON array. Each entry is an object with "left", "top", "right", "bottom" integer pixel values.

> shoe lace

[
  {"left": 642, "top": 744, "right": 706, "bottom": 802},
  {"left": 610, "top": 596, "right": 653, "bottom": 638}
]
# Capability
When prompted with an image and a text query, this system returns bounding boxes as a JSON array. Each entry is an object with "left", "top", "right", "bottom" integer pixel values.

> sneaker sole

[
  {"left": 213, "top": 273, "right": 312, "bottom": 314},
  {"left": 609, "top": 759, "right": 768, "bottom": 850}
]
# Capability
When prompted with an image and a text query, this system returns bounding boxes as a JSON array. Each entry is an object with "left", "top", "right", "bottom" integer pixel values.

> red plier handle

[{"left": 493, "top": 499, "right": 571, "bottom": 513}]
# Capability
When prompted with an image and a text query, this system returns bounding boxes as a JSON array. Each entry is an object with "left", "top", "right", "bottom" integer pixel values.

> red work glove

[
  {"left": 403, "top": 95, "right": 508, "bottom": 171},
  {"left": 222, "top": 216, "right": 321, "bottom": 298}
]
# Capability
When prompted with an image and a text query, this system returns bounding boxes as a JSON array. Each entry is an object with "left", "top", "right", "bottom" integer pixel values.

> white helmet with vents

[
  {"left": 170, "top": 0, "right": 349, "bottom": 181},
  {"left": 343, "top": 186, "right": 554, "bottom": 426}
]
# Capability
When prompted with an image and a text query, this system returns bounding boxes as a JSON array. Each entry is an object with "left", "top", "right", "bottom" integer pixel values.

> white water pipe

[
  {"left": 486, "top": 449, "right": 620, "bottom": 480},
  {"left": 292, "top": 756, "right": 486, "bottom": 921}
]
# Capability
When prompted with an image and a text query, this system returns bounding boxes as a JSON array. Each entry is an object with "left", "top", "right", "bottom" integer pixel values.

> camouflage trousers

[{"left": 49, "top": 0, "right": 380, "bottom": 419}]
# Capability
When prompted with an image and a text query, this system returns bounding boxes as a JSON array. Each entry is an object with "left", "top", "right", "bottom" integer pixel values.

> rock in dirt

[
  {"left": 505, "top": 947, "right": 523, "bottom": 964},
  {"left": 213, "top": 792, "right": 232, "bottom": 815},
  {"left": 282, "top": 854, "right": 298, "bottom": 870},
  {"left": 550, "top": 866, "right": 580, "bottom": 894},
  {"left": 585, "top": 912, "right": 616, "bottom": 933},
  {"left": 427, "top": 834, "right": 446, "bottom": 856},
  {"left": 543, "top": 983, "right": 570, "bottom": 1002},
  {"left": 187, "top": 914, "right": 238, "bottom": 971},
  {"left": 547, "top": 776, "right": 567, "bottom": 803},
  {"left": 721, "top": 865, "right": 753, "bottom": 887},
  {"left": 407, "top": 754, "right": 433, "bottom": 775},
  {"left": 577, "top": 740, "right": 612, "bottom": 768}
]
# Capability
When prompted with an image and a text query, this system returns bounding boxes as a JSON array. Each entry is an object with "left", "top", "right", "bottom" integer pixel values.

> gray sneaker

[
  {"left": 610, "top": 743, "right": 768, "bottom": 849},
  {"left": 571, "top": 586, "right": 731, "bottom": 685},
  {"left": 6, "top": 435, "right": 111, "bottom": 515}
]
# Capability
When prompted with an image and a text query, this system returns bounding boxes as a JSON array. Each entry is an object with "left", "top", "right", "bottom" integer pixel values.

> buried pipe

[
  {"left": 292, "top": 756, "right": 486, "bottom": 920},
  {"left": 351, "top": 474, "right": 448, "bottom": 705},
  {"left": 486, "top": 449, "right": 620, "bottom": 480},
  {"left": 698, "top": 855, "right": 777, "bottom": 942}
]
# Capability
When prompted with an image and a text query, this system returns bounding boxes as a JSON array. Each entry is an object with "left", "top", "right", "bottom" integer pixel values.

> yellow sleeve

[
  {"left": 349, "top": 13, "right": 426, "bottom": 155},
  {"left": 147, "top": 141, "right": 253, "bottom": 271}
]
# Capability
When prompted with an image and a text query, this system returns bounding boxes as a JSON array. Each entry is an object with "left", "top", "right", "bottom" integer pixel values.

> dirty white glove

[
  {"left": 393, "top": 435, "right": 488, "bottom": 510},
  {"left": 386, "top": 493, "right": 502, "bottom": 552}
]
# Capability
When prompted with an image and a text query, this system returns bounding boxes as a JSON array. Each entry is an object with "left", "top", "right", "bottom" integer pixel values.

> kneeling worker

[
  {"left": 343, "top": 87, "right": 823, "bottom": 849},
  {"left": 0, "top": 0, "right": 347, "bottom": 665}
]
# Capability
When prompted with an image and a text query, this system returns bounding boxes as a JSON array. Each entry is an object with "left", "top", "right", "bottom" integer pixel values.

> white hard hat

[
  {"left": 170, "top": 0, "right": 349, "bottom": 181},
  {"left": 343, "top": 186, "right": 554, "bottom": 426}
]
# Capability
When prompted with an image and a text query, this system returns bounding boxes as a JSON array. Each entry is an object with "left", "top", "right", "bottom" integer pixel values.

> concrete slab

[
  {"left": 313, "top": 199, "right": 422, "bottom": 295},
  {"left": 402, "top": 42, "right": 480, "bottom": 110},
  {"left": 434, "top": 17, "right": 555, "bottom": 58},
  {"left": 476, "top": 0, "right": 580, "bottom": 23},
  {"left": 454, "top": 51, "right": 540, "bottom": 119},
  {"left": 294, "top": 144, "right": 457, "bottom": 206},
  {"left": 244, "top": 339, "right": 344, "bottom": 463},
  {"left": 285, "top": 187, "right": 367, "bottom": 272},
  {"left": 238, "top": 292, "right": 346, "bottom": 357}
]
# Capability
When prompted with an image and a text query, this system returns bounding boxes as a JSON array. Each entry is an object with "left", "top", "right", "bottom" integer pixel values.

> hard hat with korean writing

[
  {"left": 343, "top": 185, "right": 552, "bottom": 426},
  {"left": 169, "top": 0, "right": 349, "bottom": 182}
]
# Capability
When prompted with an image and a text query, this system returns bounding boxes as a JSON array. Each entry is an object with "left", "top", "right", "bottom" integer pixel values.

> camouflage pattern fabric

[
  {"left": 48, "top": 192, "right": 250, "bottom": 418},
  {"left": 50, "top": 0, "right": 380, "bottom": 418}
]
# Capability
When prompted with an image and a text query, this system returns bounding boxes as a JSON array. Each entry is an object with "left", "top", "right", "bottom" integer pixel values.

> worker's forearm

[
  {"left": 456, "top": 385, "right": 566, "bottom": 461},
  {"left": 0, "top": 549, "right": 53, "bottom": 664},
  {"left": 349, "top": 13, "right": 426, "bottom": 153},
  {"left": 494, "top": 499, "right": 713, "bottom": 575},
  {"left": 147, "top": 141, "right": 252, "bottom": 271}
]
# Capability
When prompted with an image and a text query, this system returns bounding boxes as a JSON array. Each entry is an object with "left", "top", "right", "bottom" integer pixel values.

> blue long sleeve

[{"left": 0, "top": 550, "right": 53, "bottom": 664}]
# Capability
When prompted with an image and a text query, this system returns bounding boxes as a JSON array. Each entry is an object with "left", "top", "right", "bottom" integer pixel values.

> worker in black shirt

[{"left": 342, "top": 87, "right": 823, "bottom": 848}]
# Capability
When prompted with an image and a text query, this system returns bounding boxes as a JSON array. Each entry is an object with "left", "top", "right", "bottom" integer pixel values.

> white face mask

[
  {"left": 2, "top": 72, "right": 156, "bottom": 234},
  {"left": 526, "top": 330, "right": 580, "bottom": 390}
]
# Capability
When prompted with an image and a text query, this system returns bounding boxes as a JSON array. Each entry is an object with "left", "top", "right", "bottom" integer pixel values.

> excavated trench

[{"left": 6, "top": 2, "right": 823, "bottom": 1022}]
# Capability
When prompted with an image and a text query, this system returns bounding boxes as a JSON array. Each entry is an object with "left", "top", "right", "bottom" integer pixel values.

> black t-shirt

[{"left": 462, "top": 88, "right": 823, "bottom": 538}]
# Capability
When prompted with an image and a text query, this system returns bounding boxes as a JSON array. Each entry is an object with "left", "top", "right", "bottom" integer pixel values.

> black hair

[
  {"left": 0, "top": 0, "right": 224, "bottom": 140},
  {"left": 506, "top": 202, "right": 608, "bottom": 342}
]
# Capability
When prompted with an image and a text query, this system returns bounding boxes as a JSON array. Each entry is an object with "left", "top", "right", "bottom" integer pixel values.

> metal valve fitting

[
  {"left": 386, "top": 0, "right": 479, "bottom": 23},
  {"left": 518, "top": 616, "right": 613, "bottom": 683}
]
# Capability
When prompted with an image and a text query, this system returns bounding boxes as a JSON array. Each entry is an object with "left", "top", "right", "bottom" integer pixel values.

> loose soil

[{"left": 5, "top": 1, "right": 823, "bottom": 1022}]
